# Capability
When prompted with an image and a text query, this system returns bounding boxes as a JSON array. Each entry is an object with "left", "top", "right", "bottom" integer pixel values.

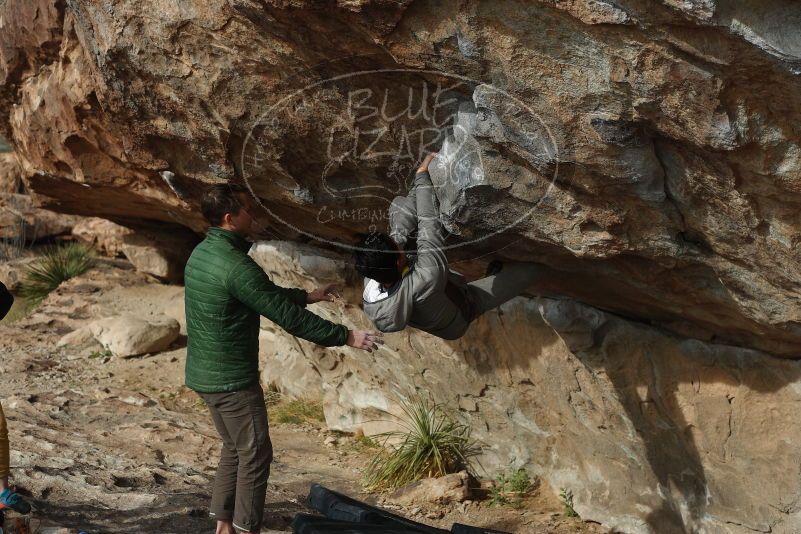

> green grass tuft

[
  {"left": 269, "top": 397, "right": 325, "bottom": 424},
  {"left": 364, "top": 396, "right": 481, "bottom": 490},
  {"left": 560, "top": 488, "right": 579, "bottom": 518},
  {"left": 19, "top": 243, "right": 95, "bottom": 304},
  {"left": 488, "top": 468, "right": 533, "bottom": 508}
]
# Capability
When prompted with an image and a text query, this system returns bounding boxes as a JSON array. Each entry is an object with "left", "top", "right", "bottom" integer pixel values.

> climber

[
  {"left": 353, "top": 153, "right": 542, "bottom": 340},
  {"left": 184, "top": 184, "right": 380, "bottom": 534},
  {"left": 0, "top": 281, "right": 33, "bottom": 517}
]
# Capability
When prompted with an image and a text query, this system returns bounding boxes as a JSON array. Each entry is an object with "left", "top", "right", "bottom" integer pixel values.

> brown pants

[
  {"left": 199, "top": 383, "right": 273, "bottom": 533},
  {"left": 0, "top": 402, "right": 8, "bottom": 478}
]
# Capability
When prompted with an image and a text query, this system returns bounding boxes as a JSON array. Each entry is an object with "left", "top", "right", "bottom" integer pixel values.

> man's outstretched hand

[
  {"left": 307, "top": 283, "right": 342, "bottom": 304},
  {"left": 347, "top": 330, "right": 383, "bottom": 352}
]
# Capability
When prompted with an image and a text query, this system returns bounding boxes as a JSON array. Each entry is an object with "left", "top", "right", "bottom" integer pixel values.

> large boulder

[
  {"left": 1, "top": 0, "right": 801, "bottom": 354},
  {"left": 72, "top": 218, "right": 198, "bottom": 281},
  {"left": 86, "top": 314, "right": 180, "bottom": 358},
  {"left": 255, "top": 239, "right": 801, "bottom": 533}
]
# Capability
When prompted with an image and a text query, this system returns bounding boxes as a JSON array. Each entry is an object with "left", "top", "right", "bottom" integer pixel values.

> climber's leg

[{"left": 466, "top": 262, "right": 542, "bottom": 318}]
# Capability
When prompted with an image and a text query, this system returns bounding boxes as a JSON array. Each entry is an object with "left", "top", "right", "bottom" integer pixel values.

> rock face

[
  {"left": 3, "top": 0, "right": 801, "bottom": 531},
  {"left": 1, "top": 0, "right": 801, "bottom": 355},
  {"left": 257, "top": 240, "right": 801, "bottom": 534}
]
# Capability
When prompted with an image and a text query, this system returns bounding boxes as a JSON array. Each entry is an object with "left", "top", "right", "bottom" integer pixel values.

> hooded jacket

[{"left": 362, "top": 171, "right": 473, "bottom": 340}]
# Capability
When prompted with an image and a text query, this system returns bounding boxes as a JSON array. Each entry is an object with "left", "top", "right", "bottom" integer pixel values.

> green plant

[
  {"left": 560, "top": 488, "right": 578, "bottom": 518},
  {"left": 488, "top": 468, "right": 532, "bottom": 507},
  {"left": 270, "top": 398, "right": 325, "bottom": 424},
  {"left": 364, "top": 396, "right": 481, "bottom": 490},
  {"left": 19, "top": 243, "right": 95, "bottom": 304},
  {"left": 88, "top": 347, "right": 113, "bottom": 359}
]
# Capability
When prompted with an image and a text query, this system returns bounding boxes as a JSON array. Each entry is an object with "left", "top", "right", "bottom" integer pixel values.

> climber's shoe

[
  {"left": 0, "top": 489, "right": 31, "bottom": 514},
  {"left": 485, "top": 260, "right": 503, "bottom": 277}
]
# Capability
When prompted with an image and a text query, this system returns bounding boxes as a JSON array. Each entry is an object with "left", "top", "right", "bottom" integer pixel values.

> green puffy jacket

[{"left": 184, "top": 227, "right": 348, "bottom": 393}]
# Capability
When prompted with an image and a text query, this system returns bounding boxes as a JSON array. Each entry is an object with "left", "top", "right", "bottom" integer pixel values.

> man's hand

[
  {"left": 307, "top": 283, "right": 341, "bottom": 304},
  {"left": 416, "top": 152, "right": 438, "bottom": 174},
  {"left": 347, "top": 330, "right": 383, "bottom": 352}
]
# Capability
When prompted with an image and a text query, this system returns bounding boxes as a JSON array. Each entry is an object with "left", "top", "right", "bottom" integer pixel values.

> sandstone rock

[
  {"left": 119, "top": 230, "right": 195, "bottom": 282},
  {"left": 72, "top": 218, "right": 131, "bottom": 257},
  {"left": 253, "top": 239, "right": 801, "bottom": 533},
  {"left": 73, "top": 218, "right": 197, "bottom": 281},
  {"left": 390, "top": 471, "right": 472, "bottom": 505},
  {"left": 0, "top": 193, "right": 81, "bottom": 242},
  {"left": 0, "top": 151, "right": 21, "bottom": 193},
  {"left": 0, "top": 255, "right": 36, "bottom": 291},
  {"left": 0, "top": 1, "right": 800, "bottom": 355},
  {"left": 57, "top": 326, "right": 95, "bottom": 348},
  {"left": 88, "top": 314, "right": 180, "bottom": 358}
]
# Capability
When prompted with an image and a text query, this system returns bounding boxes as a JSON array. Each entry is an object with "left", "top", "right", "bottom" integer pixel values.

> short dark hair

[
  {"left": 353, "top": 232, "right": 401, "bottom": 284},
  {"left": 201, "top": 183, "right": 248, "bottom": 226}
]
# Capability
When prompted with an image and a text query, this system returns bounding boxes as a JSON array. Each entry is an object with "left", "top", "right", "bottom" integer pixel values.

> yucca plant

[
  {"left": 364, "top": 396, "right": 481, "bottom": 490},
  {"left": 19, "top": 242, "right": 95, "bottom": 304}
]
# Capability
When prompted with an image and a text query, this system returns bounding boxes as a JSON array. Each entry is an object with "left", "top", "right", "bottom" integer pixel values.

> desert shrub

[
  {"left": 488, "top": 468, "right": 533, "bottom": 507},
  {"left": 560, "top": 488, "right": 579, "bottom": 518},
  {"left": 19, "top": 242, "right": 95, "bottom": 304},
  {"left": 364, "top": 396, "right": 481, "bottom": 490}
]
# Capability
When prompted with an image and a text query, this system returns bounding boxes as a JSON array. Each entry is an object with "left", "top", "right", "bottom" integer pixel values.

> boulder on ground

[
  {"left": 87, "top": 314, "right": 180, "bottom": 358},
  {"left": 0, "top": 193, "right": 81, "bottom": 242},
  {"left": 72, "top": 218, "right": 130, "bottom": 257},
  {"left": 72, "top": 218, "right": 197, "bottom": 281},
  {"left": 57, "top": 326, "right": 96, "bottom": 348},
  {"left": 390, "top": 471, "right": 472, "bottom": 505}
]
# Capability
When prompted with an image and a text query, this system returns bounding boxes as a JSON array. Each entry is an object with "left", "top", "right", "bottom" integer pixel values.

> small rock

[
  {"left": 324, "top": 436, "right": 338, "bottom": 447},
  {"left": 57, "top": 327, "right": 96, "bottom": 348},
  {"left": 390, "top": 471, "right": 472, "bottom": 506},
  {"left": 119, "top": 394, "right": 157, "bottom": 407}
]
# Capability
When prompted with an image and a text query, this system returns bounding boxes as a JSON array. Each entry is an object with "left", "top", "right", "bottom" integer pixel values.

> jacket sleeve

[
  {"left": 0, "top": 281, "right": 13, "bottom": 321},
  {"left": 411, "top": 171, "right": 448, "bottom": 297},
  {"left": 389, "top": 193, "right": 417, "bottom": 248},
  {"left": 226, "top": 257, "right": 348, "bottom": 347}
]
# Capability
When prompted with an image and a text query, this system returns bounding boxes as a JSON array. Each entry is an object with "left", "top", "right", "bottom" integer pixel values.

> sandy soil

[{"left": 0, "top": 258, "right": 606, "bottom": 534}]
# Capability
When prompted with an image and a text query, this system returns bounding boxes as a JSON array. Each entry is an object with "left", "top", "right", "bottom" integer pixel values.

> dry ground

[{"left": 0, "top": 258, "right": 606, "bottom": 534}]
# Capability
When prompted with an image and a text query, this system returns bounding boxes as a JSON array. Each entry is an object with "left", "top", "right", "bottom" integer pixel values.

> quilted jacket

[{"left": 184, "top": 227, "right": 348, "bottom": 393}]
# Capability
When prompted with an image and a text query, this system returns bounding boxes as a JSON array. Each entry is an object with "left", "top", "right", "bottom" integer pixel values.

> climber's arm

[{"left": 411, "top": 156, "right": 448, "bottom": 296}]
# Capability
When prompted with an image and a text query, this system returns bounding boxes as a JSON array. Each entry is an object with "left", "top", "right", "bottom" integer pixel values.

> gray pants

[
  {"left": 199, "top": 383, "right": 273, "bottom": 533},
  {"left": 434, "top": 262, "right": 541, "bottom": 340},
  {"left": 467, "top": 262, "right": 541, "bottom": 318}
]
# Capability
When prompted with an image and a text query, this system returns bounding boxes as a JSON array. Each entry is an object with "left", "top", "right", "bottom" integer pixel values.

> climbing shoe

[
  {"left": 0, "top": 489, "right": 31, "bottom": 514},
  {"left": 485, "top": 260, "right": 503, "bottom": 277}
]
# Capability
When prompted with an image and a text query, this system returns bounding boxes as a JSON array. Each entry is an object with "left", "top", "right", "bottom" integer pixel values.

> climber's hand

[
  {"left": 347, "top": 330, "right": 383, "bottom": 352},
  {"left": 417, "top": 152, "right": 438, "bottom": 174}
]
